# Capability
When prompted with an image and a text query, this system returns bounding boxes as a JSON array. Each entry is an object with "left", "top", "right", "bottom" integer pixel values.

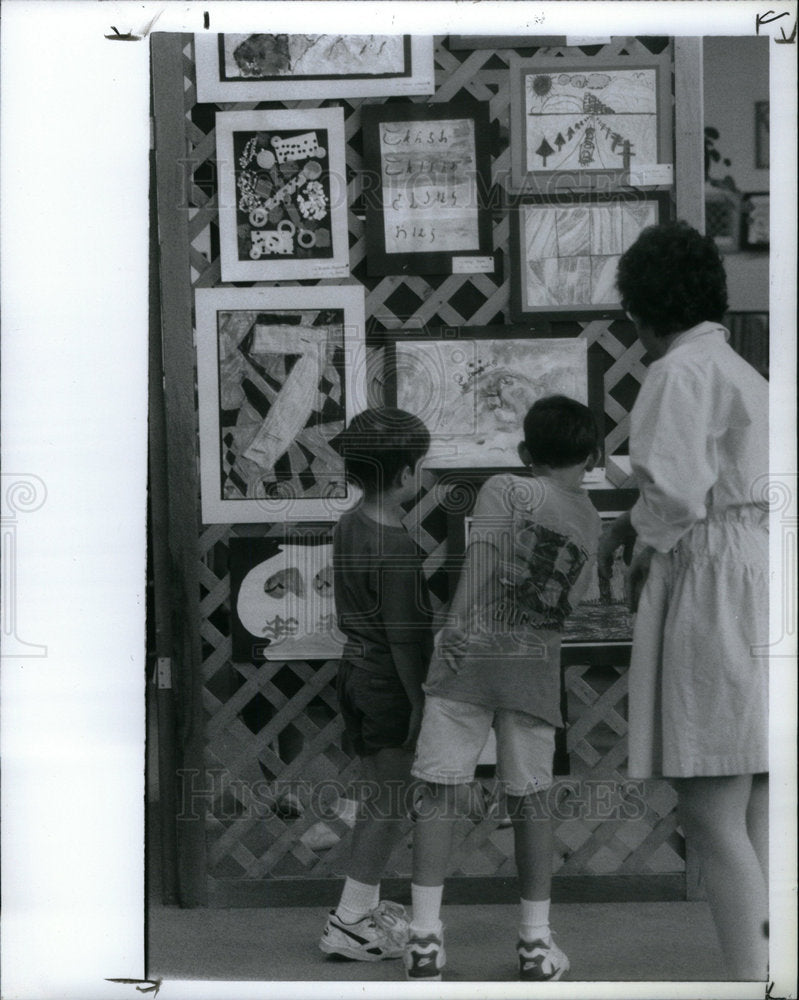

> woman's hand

[
  {"left": 626, "top": 546, "right": 655, "bottom": 613},
  {"left": 598, "top": 511, "right": 637, "bottom": 580}
]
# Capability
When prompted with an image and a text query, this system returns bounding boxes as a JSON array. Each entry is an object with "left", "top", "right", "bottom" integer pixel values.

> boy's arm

[
  {"left": 448, "top": 539, "right": 500, "bottom": 628},
  {"left": 436, "top": 539, "right": 500, "bottom": 670},
  {"left": 388, "top": 641, "right": 428, "bottom": 748}
]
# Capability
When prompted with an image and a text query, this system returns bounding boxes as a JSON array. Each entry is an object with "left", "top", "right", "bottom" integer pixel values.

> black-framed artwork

[
  {"left": 444, "top": 484, "right": 636, "bottom": 645},
  {"left": 382, "top": 327, "right": 606, "bottom": 469},
  {"left": 508, "top": 51, "right": 673, "bottom": 193},
  {"left": 741, "top": 192, "right": 769, "bottom": 250},
  {"left": 195, "top": 33, "right": 435, "bottom": 102},
  {"left": 361, "top": 100, "right": 496, "bottom": 276},
  {"left": 755, "top": 100, "right": 769, "bottom": 170},
  {"left": 215, "top": 108, "right": 350, "bottom": 282},
  {"left": 229, "top": 530, "right": 345, "bottom": 663},
  {"left": 509, "top": 191, "right": 670, "bottom": 318},
  {"left": 195, "top": 285, "right": 366, "bottom": 524}
]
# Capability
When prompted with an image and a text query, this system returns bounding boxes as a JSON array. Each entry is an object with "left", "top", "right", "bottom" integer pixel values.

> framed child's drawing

[
  {"left": 215, "top": 108, "right": 349, "bottom": 282},
  {"left": 509, "top": 191, "right": 669, "bottom": 318},
  {"left": 561, "top": 509, "right": 634, "bottom": 644},
  {"left": 195, "top": 34, "right": 434, "bottom": 102},
  {"left": 449, "top": 494, "right": 634, "bottom": 646},
  {"left": 741, "top": 192, "right": 769, "bottom": 250},
  {"left": 361, "top": 101, "right": 495, "bottom": 276},
  {"left": 195, "top": 286, "right": 366, "bottom": 524},
  {"left": 508, "top": 52, "right": 672, "bottom": 193},
  {"left": 387, "top": 330, "right": 604, "bottom": 468},
  {"left": 230, "top": 532, "right": 345, "bottom": 662}
]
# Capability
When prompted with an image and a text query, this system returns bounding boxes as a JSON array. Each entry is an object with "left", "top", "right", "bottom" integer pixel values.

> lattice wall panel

[{"left": 160, "top": 34, "right": 685, "bottom": 894}]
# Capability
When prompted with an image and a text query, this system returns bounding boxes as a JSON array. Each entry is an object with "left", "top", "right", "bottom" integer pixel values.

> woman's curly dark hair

[{"left": 616, "top": 220, "right": 728, "bottom": 337}]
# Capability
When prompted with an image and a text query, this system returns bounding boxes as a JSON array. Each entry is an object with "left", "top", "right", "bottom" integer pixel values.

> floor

[{"left": 147, "top": 897, "right": 730, "bottom": 984}]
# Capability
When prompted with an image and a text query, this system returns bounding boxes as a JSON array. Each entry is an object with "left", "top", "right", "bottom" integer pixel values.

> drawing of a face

[
  {"left": 476, "top": 369, "right": 543, "bottom": 428},
  {"left": 237, "top": 545, "right": 343, "bottom": 657}
]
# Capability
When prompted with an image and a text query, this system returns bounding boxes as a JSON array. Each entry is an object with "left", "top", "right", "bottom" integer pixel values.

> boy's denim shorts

[
  {"left": 411, "top": 696, "right": 555, "bottom": 796},
  {"left": 336, "top": 660, "right": 411, "bottom": 758}
]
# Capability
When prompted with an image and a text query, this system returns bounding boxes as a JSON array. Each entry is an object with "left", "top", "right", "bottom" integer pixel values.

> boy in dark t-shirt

[
  {"left": 404, "top": 396, "right": 602, "bottom": 983},
  {"left": 319, "top": 407, "right": 433, "bottom": 962}
]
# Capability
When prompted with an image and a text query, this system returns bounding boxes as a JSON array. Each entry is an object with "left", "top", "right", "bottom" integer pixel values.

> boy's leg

[
  {"left": 344, "top": 746, "right": 414, "bottom": 888},
  {"left": 497, "top": 711, "right": 569, "bottom": 981},
  {"left": 507, "top": 790, "right": 553, "bottom": 903},
  {"left": 405, "top": 696, "right": 490, "bottom": 980},
  {"left": 404, "top": 781, "right": 469, "bottom": 981},
  {"left": 321, "top": 665, "right": 413, "bottom": 960}
]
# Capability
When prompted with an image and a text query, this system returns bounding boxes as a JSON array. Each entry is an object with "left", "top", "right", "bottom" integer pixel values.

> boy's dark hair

[
  {"left": 616, "top": 220, "right": 728, "bottom": 337},
  {"left": 335, "top": 407, "right": 430, "bottom": 494},
  {"left": 523, "top": 395, "right": 599, "bottom": 469}
]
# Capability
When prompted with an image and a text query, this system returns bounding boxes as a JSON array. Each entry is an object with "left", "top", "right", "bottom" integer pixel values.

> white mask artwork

[{"left": 236, "top": 543, "right": 346, "bottom": 659}]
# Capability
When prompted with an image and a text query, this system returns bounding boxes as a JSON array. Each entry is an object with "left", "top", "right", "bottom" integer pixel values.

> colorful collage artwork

[
  {"left": 216, "top": 109, "right": 349, "bottom": 281},
  {"left": 395, "top": 338, "right": 588, "bottom": 467},
  {"left": 518, "top": 199, "right": 659, "bottom": 312},
  {"left": 524, "top": 67, "right": 659, "bottom": 174},
  {"left": 196, "top": 286, "right": 365, "bottom": 523}
]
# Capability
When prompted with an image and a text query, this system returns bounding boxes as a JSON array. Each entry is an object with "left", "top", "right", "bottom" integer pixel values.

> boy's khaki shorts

[{"left": 411, "top": 696, "right": 555, "bottom": 796}]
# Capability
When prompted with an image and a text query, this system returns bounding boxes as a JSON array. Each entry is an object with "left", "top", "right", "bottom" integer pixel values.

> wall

[{"left": 704, "top": 36, "right": 770, "bottom": 311}]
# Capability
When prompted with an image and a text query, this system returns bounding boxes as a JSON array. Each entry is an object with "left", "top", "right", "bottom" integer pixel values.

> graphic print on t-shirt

[{"left": 496, "top": 521, "right": 589, "bottom": 631}]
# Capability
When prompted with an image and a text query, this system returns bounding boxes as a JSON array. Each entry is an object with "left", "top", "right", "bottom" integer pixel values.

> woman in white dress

[{"left": 600, "top": 221, "right": 769, "bottom": 980}]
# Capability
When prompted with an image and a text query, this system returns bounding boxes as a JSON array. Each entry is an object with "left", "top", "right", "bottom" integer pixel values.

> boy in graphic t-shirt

[
  {"left": 404, "top": 395, "right": 602, "bottom": 983},
  {"left": 318, "top": 407, "right": 433, "bottom": 963}
]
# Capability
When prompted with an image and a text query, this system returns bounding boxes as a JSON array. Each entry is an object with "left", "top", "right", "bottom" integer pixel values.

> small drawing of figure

[{"left": 579, "top": 126, "right": 596, "bottom": 165}]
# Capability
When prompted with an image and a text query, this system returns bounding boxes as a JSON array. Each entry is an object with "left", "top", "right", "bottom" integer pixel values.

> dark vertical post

[{"left": 150, "top": 32, "right": 208, "bottom": 907}]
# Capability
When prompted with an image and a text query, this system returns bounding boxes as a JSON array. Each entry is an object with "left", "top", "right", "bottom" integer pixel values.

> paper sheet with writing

[{"left": 379, "top": 118, "right": 480, "bottom": 255}]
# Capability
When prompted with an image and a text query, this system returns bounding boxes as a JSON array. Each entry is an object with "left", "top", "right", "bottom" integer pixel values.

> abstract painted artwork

[
  {"left": 362, "top": 101, "right": 494, "bottom": 274},
  {"left": 510, "top": 193, "right": 667, "bottom": 316},
  {"left": 562, "top": 513, "right": 634, "bottom": 644},
  {"left": 460, "top": 510, "right": 633, "bottom": 644},
  {"left": 509, "top": 53, "right": 671, "bottom": 192},
  {"left": 216, "top": 109, "right": 349, "bottom": 281},
  {"left": 196, "top": 286, "right": 366, "bottom": 523},
  {"left": 230, "top": 536, "right": 345, "bottom": 662},
  {"left": 195, "top": 34, "right": 434, "bottom": 101},
  {"left": 394, "top": 337, "right": 589, "bottom": 467}
]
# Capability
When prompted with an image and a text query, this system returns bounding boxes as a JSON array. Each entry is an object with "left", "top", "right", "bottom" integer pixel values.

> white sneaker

[
  {"left": 404, "top": 929, "right": 446, "bottom": 981},
  {"left": 517, "top": 935, "right": 570, "bottom": 981},
  {"left": 319, "top": 901, "right": 409, "bottom": 961}
]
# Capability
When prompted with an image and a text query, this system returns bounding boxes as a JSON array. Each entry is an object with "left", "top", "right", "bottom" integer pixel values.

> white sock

[
  {"left": 410, "top": 883, "right": 444, "bottom": 936},
  {"left": 335, "top": 877, "right": 380, "bottom": 923},
  {"left": 519, "top": 897, "right": 551, "bottom": 943}
]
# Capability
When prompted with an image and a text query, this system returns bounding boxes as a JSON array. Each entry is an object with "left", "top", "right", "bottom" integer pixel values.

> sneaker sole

[
  {"left": 520, "top": 959, "right": 570, "bottom": 982},
  {"left": 319, "top": 937, "right": 402, "bottom": 962}
]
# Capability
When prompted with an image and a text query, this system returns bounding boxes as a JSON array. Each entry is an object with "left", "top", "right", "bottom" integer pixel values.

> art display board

[
  {"left": 215, "top": 108, "right": 350, "bottom": 281},
  {"left": 195, "top": 285, "right": 366, "bottom": 523},
  {"left": 362, "top": 100, "right": 495, "bottom": 275},
  {"left": 509, "top": 192, "right": 670, "bottom": 317},
  {"left": 195, "top": 33, "right": 434, "bottom": 101},
  {"left": 390, "top": 332, "right": 604, "bottom": 468},
  {"left": 230, "top": 533, "right": 345, "bottom": 662},
  {"left": 508, "top": 51, "right": 672, "bottom": 193}
]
